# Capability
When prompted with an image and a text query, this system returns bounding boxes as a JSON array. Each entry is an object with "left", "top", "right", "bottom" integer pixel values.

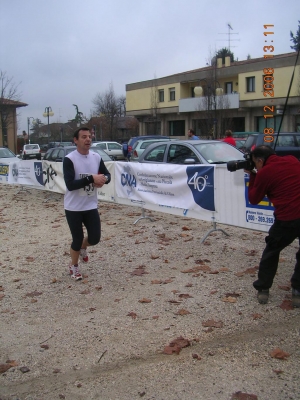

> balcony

[{"left": 179, "top": 93, "right": 240, "bottom": 113}]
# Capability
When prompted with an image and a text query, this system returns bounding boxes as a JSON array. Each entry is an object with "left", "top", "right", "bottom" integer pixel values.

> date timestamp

[{"left": 263, "top": 25, "right": 274, "bottom": 143}]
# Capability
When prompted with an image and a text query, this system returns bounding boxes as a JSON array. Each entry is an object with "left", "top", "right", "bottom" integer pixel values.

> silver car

[
  {"left": 136, "top": 140, "right": 245, "bottom": 165},
  {"left": 130, "top": 139, "right": 173, "bottom": 161},
  {"left": 91, "top": 141, "right": 125, "bottom": 160}
]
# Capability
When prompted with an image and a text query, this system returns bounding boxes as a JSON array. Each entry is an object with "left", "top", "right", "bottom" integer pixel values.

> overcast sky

[{"left": 1, "top": 0, "right": 299, "bottom": 134}]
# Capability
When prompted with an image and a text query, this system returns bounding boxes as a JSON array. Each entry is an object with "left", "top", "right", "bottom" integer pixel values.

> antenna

[{"left": 217, "top": 23, "right": 240, "bottom": 51}]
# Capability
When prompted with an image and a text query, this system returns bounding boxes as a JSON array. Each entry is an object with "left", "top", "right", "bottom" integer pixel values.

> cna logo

[
  {"left": 34, "top": 162, "right": 44, "bottom": 185},
  {"left": 120, "top": 164, "right": 136, "bottom": 196},
  {"left": 186, "top": 166, "right": 215, "bottom": 211},
  {"left": 11, "top": 163, "right": 19, "bottom": 182}
]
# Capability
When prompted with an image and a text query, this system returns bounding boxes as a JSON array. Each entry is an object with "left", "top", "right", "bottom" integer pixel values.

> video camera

[{"left": 227, "top": 152, "right": 255, "bottom": 172}]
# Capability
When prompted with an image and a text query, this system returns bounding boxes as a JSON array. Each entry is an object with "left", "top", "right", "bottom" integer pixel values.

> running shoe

[{"left": 69, "top": 264, "right": 82, "bottom": 281}]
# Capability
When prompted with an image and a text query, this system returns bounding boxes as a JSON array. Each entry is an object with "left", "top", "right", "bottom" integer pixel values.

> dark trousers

[
  {"left": 65, "top": 208, "right": 101, "bottom": 252},
  {"left": 253, "top": 218, "right": 300, "bottom": 291}
]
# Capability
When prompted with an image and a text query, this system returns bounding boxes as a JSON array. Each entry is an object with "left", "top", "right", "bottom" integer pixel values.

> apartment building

[{"left": 126, "top": 52, "right": 300, "bottom": 139}]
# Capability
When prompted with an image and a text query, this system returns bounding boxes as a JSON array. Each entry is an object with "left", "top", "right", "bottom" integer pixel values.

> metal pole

[
  {"left": 47, "top": 111, "right": 50, "bottom": 145},
  {"left": 27, "top": 118, "right": 30, "bottom": 144}
]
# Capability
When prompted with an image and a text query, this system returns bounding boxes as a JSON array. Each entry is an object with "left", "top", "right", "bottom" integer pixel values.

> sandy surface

[{"left": 0, "top": 183, "right": 299, "bottom": 400}]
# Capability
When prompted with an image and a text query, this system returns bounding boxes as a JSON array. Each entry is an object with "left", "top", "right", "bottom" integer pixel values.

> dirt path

[{"left": 0, "top": 184, "right": 299, "bottom": 400}]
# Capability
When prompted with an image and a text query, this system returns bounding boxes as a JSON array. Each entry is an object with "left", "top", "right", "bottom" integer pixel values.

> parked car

[
  {"left": 0, "top": 147, "right": 20, "bottom": 165},
  {"left": 232, "top": 132, "right": 258, "bottom": 138},
  {"left": 130, "top": 138, "right": 173, "bottom": 161},
  {"left": 241, "top": 132, "right": 300, "bottom": 159},
  {"left": 40, "top": 144, "right": 49, "bottom": 152},
  {"left": 235, "top": 138, "right": 247, "bottom": 151},
  {"left": 47, "top": 141, "right": 61, "bottom": 149},
  {"left": 89, "top": 148, "right": 114, "bottom": 162},
  {"left": 136, "top": 140, "right": 244, "bottom": 165},
  {"left": 21, "top": 144, "right": 41, "bottom": 160},
  {"left": 43, "top": 142, "right": 75, "bottom": 152},
  {"left": 123, "top": 135, "right": 170, "bottom": 160},
  {"left": 43, "top": 146, "right": 113, "bottom": 162},
  {"left": 43, "top": 146, "right": 75, "bottom": 162},
  {"left": 58, "top": 141, "right": 75, "bottom": 147},
  {"left": 91, "top": 141, "right": 125, "bottom": 160}
]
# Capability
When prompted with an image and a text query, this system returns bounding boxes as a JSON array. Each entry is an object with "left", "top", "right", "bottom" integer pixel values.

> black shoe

[
  {"left": 257, "top": 290, "right": 269, "bottom": 304},
  {"left": 292, "top": 289, "right": 300, "bottom": 308}
]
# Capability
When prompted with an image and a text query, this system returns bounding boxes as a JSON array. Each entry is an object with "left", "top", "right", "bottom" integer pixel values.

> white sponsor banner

[
  {"left": 6, "top": 159, "right": 116, "bottom": 201},
  {"left": 0, "top": 163, "right": 11, "bottom": 183},
  {"left": 42, "top": 161, "right": 66, "bottom": 193},
  {"left": 213, "top": 166, "right": 274, "bottom": 231},
  {"left": 114, "top": 162, "right": 215, "bottom": 213},
  {"left": 7, "top": 160, "right": 44, "bottom": 187},
  {"left": 3, "top": 160, "right": 275, "bottom": 233},
  {"left": 96, "top": 161, "right": 115, "bottom": 203},
  {"left": 42, "top": 160, "right": 116, "bottom": 201}
]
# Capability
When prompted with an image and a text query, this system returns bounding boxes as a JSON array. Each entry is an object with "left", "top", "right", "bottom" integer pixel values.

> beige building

[
  {"left": 126, "top": 52, "right": 300, "bottom": 139},
  {"left": 0, "top": 98, "right": 28, "bottom": 153}
]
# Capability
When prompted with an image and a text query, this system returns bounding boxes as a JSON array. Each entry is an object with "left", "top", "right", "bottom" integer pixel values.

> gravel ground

[{"left": 0, "top": 183, "right": 300, "bottom": 400}]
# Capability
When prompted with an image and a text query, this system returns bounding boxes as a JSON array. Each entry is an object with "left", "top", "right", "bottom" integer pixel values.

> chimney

[
  {"left": 217, "top": 57, "right": 222, "bottom": 68},
  {"left": 225, "top": 56, "right": 231, "bottom": 67}
]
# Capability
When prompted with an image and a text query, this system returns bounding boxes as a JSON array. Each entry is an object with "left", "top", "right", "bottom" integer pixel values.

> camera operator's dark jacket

[{"left": 248, "top": 154, "right": 300, "bottom": 221}]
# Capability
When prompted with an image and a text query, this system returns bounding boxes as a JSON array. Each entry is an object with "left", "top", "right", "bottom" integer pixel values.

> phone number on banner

[{"left": 246, "top": 210, "right": 274, "bottom": 225}]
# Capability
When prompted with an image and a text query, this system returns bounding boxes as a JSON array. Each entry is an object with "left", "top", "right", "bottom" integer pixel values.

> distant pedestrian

[
  {"left": 187, "top": 129, "right": 199, "bottom": 140},
  {"left": 63, "top": 127, "right": 111, "bottom": 280},
  {"left": 222, "top": 130, "right": 236, "bottom": 146}
]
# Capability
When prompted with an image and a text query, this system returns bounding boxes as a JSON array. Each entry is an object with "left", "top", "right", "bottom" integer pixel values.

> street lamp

[
  {"left": 43, "top": 106, "right": 54, "bottom": 144},
  {"left": 27, "top": 117, "right": 35, "bottom": 144}
]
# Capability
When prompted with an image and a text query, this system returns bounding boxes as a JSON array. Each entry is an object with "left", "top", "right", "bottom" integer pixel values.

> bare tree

[
  {"left": 194, "top": 55, "right": 234, "bottom": 139},
  {"left": 117, "top": 95, "right": 126, "bottom": 117},
  {"left": 93, "top": 82, "right": 119, "bottom": 140},
  {"left": 0, "top": 71, "right": 22, "bottom": 145},
  {"left": 149, "top": 76, "right": 161, "bottom": 135}
]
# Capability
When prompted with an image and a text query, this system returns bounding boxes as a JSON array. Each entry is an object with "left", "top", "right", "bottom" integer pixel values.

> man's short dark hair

[
  {"left": 189, "top": 129, "right": 194, "bottom": 135},
  {"left": 251, "top": 145, "right": 275, "bottom": 160},
  {"left": 73, "top": 126, "right": 90, "bottom": 139}
]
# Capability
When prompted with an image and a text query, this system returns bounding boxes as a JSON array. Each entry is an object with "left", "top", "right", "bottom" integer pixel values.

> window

[
  {"left": 167, "top": 144, "right": 199, "bottom": 164},
  {"left": 225, "top": 82, "right": 233, "bottom": 94},
  {"left": 169, "top": 120, "right": 185, "bottom": 136},
  {"left": 108, "top": 143, "right": 121, "bottom": 150},
  {"left": 158, "top": 89, "right": 164, "bottom": 102},
  {"left": 246, "top": 77, "right": 255, "bottom": 92},
  {"left": 276, "top": 135, "right": 295, "bottom": 147},
  {"left": 169, "top": 87, "right": 175, "bottom": 101},
  {"left": 257, "top": 115, "right": 281, "bottom": 132},
  {"left": 144, "top": 144, "right": 167, "bottom": 162},
  {"left": 50, "top": 148, "right": 60, "bottom": 161}
]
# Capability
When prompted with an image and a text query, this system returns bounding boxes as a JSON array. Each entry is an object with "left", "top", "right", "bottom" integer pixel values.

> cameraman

[{"left": 246, "top": 145, "right": 300, "bottom": 306}]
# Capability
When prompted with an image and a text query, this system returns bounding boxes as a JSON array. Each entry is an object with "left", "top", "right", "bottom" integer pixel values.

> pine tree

[{"left": 290, "top": 20, "right": 300, "bottom": 51}]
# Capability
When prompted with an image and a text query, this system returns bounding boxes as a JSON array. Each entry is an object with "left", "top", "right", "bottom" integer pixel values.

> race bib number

[{"left": 80, "top": 173, "right": 95, "bottom": 196}]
